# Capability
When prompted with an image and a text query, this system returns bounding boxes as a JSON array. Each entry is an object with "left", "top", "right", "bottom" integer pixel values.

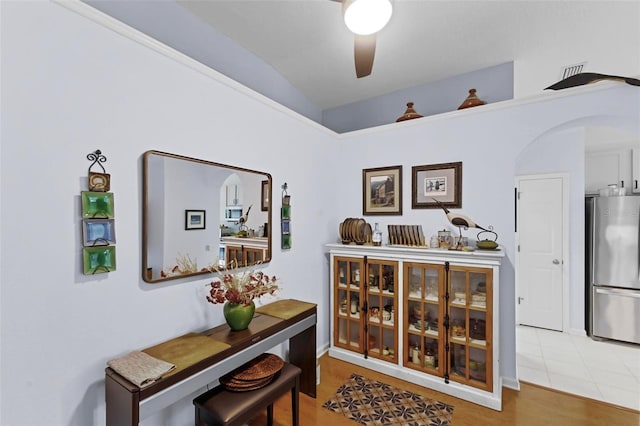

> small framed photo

[
  {"left": 282, "top": 220, "right": 291, "bottom": 234},
  {"left": 362, "top": 165, "right": 402, "bottom": 215},
  {"left": 82, "top": 219, "right": 115, "bottom": 246},
  {"left": 411, "top": 162, "right": 462, "bottom": 209},
  {"left": 261, "top": 180, "right": 270, "bottom": 211},
  {"left": 83, "top": 245, "right": 116, "bottom": 274},
  {"left": 81, "top": 191, "right": 114, "bottom": 218},
  {"left": 185, "top": 210, "right": 206, "bottom": 230}
]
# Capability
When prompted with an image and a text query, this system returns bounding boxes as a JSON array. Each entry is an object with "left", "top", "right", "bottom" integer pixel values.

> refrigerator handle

[{"left": 594, "top": 288, "right": 640, "bottom": 298}]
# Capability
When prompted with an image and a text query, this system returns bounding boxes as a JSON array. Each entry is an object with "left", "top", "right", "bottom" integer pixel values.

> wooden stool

[{"left": 194, "top": 363, "right": 301, "bottom": 426}]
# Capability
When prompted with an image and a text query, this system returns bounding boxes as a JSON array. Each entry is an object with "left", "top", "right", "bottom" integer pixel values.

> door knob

[{"left": 552, "top": 259, "right": 560, "bottom": 265}]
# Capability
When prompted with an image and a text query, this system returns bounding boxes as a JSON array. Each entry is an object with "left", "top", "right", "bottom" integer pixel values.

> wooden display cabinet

[
  {"left": 404, "top": 262, "right": 445, "bottom": 376},
  {"left": 334, "top": 256, "right": 365, "bottom": 351},
  {"left": 244, "top": 246, "right": 264, "bottom": 265},
  {"left": 448, "top": 266, "right": 493, "bottom": 391},
  {"left": 365, "top": 259, "right": 398, "bottom": 363},
  {"left": 226, "top": 245, "right": 243, "bottom": 267},
  {"left": 328, "top": 243, "right": 503, "bottom": 410},
  {"left": 221, "top": 237, "right": 268, "bottom": 267},
  {"left": 226, "top": 245, "right": 264, "bottom": 267},
  {"left": 333, "top": 256, "right": 398, "bottom": 363}
]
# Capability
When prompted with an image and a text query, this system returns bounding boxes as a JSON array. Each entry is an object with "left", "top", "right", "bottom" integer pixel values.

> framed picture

[
  {"left": 81, "top": 191, "right": 114, "bottom": 218},
  {"left": 261, "top": 180, "right": 269, "bottom": 211},
  {"left": 83, "top": 245, "right": 116, "bottom": 274},
  {"left": 281, "top": 220, "right": 291, "bottom": 234},
  {"left": 411, "top": 162, "right": 462, "bottom": 209},
  {"left": 362, "top": 165, "right": 402, "bottom": 215},
  {"left": 185, "top": 210, "right": 206, "bottom": 230},
  {"left": 82, "top": 219, "right": 115, "bottom": 246}
]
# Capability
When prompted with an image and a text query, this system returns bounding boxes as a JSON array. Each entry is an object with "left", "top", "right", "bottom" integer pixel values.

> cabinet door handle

[
  {"left": 621, "top": 180, "right": 625, "bottom": 188},
  {"left": 635, "top": 180, "right": 638, "bottom": 190}
]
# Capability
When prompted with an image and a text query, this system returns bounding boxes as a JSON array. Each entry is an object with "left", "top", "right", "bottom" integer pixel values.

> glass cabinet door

[
  {"left": 448, "top": 266, "right": 492, "bottom": 391},
  {"left": 226, "top": 245, "right": 243, "bottom": 267},
  {"left": 366, "top": 260, "right": 398, "bottom": 363},
  {"left": 404, "top": 262, "right": 445, "bottom": 376},
  {"left": 334, "top": 257, "right": 364, "bottom": 351}
]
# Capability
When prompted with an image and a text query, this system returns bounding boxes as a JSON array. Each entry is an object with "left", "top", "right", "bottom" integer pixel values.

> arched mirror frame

[{"left": 142, "top": 150, "right": 272, "bottom": 283}]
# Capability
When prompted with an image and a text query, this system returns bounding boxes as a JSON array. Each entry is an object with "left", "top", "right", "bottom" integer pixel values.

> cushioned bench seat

[{"left": 193, "top": 362, "right": 301, "bottom": 426}]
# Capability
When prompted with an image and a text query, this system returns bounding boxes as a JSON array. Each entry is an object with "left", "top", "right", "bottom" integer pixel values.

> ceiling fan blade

[{"left": 354, "top": 34, "right": 376, "bottom": 78}]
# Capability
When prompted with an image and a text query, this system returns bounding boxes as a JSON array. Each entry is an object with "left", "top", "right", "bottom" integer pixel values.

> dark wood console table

[{"left": 105, "top": 299, "right": 317, "bottom": 425}]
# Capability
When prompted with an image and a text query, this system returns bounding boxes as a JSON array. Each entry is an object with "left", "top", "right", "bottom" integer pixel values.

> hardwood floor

[{"left": 248, "top": 353, "right": 639, "bottom": 426}]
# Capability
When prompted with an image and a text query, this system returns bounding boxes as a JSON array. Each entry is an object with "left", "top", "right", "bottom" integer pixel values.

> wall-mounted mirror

[{"left": 142, "top": 150, "right": 272, "bottom": 283}]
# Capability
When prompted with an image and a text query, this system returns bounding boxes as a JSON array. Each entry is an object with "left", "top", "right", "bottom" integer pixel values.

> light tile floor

[{"left": 516, "top": 325, "right": 640, "bottom": 411}]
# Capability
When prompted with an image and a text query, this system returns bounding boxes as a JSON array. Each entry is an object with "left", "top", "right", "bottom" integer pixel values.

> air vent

[{"left": 560, "top": 62, "right": 586, "bottom": 79}]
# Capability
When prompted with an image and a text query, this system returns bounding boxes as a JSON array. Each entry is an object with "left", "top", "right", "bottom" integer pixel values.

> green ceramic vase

[{"left": 223, "top": 301, "right": 255, "bottom": 331}]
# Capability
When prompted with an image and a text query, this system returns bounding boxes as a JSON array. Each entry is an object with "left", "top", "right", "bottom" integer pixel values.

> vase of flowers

[{"left": 206, "top": 267, "right": 279, "bottom": 331}]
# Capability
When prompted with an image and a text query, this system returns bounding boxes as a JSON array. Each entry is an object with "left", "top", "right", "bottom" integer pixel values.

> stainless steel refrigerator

[{"left": 586, "top": 195, "right": 640, "bottom": 344}]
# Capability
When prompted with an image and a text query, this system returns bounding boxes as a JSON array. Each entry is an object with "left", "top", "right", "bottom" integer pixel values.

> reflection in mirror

[{"left": 143, "top": 151, "right": 272, "bottom": 283}]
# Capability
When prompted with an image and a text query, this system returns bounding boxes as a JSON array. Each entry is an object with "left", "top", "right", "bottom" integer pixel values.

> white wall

[
  {"left": 84, "top": 0, "right": 323, "bottom": 124},
  {"left": 322, "top": 62, "right": 514, "bottom": 133},
  {"left": 2, "top": 2, "right": 640, "bottom": 426},
  {"left": 515, "top": 127, "right": 586, "bottom": 334},
  {"left": 1, "top": 2, "right": 334, "bottom": 425},
  {"left": 333, "top": 88, "right": 640, "bottom": 391},
  {"left": 161, "top": 159, "right": 226, "bottom": 274}
]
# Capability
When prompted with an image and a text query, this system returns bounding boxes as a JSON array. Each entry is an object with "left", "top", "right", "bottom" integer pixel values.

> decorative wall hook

[
  {"left": 281, "top": 182, "right": 291, "bottom": 250},
  {"left": 82, "top": 149, "right": 116, "bottom": 275},
  {"left": 87, "top": 149, "right": 111, "bottom": 192},
  {"left": 87, "top": 149, "right": 107, "bottom": 173}
]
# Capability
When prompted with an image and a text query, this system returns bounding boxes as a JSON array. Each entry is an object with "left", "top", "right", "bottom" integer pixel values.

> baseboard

[
  {"left": 317, "top": 343, "right": 330, "bottom": 359},
  {"left": 316, "top": 344, "right": 330, "bottom": 385},
  {"left": 502, "top": 376, "right": 520, "bottom": 391},
  {"left": 568, "top": 328, "right": 587, "bottom": 337}
]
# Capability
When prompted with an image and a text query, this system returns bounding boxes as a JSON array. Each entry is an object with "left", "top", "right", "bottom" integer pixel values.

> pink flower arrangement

[{"left": 206, "top": 269, "right": 279, "bottom": 306}]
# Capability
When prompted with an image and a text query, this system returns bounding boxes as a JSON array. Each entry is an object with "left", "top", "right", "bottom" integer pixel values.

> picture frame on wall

[
  {"left": 82, "top": 218, "right": 115, "bottom": 246},
  {"left": 261, "top": 180, "right": 269, "bottom": 211},
  {"left": 362, "top": 165, "right": 403, "bottom": 215},
  {"left": 411, "top": 162, "right": 462, "bottom": 209},
  {"left": 185, "top": 210, "right": 206, "bottom": 230}
]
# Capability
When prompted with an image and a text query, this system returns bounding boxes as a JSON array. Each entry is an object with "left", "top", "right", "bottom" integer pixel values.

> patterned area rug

[{"left": 323, "top": 373, "right": 454, "bottom": 426}]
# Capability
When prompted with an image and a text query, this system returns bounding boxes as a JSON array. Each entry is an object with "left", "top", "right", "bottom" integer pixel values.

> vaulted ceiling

[{"left": 88, "top": 1, "right": 640, "bottom": 111}]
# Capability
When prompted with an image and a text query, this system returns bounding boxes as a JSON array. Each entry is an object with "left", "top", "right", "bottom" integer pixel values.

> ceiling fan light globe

[{"left": 343, "top": 0, "right": 393, "bottom": 36}]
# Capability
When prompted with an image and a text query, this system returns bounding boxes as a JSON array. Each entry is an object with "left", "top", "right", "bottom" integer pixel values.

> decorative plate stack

[
  {"left": 339, "top": 218, "right": 372, "bottom": 245},
  {"left": 219, "top": 353, "right": 284, "bottom": 392},
  {"left": 387, "top": 224, "right": 425, "bottom": 246}
]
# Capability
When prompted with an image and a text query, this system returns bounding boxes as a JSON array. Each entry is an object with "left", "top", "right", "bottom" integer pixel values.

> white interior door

[{"left": 516, "top": 175, "right": 566, "bottom": 331}]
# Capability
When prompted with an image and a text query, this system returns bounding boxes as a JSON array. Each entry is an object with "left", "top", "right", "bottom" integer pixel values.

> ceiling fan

[{"left": 334, "top": 0, "right": 393, "bottom": 78}]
